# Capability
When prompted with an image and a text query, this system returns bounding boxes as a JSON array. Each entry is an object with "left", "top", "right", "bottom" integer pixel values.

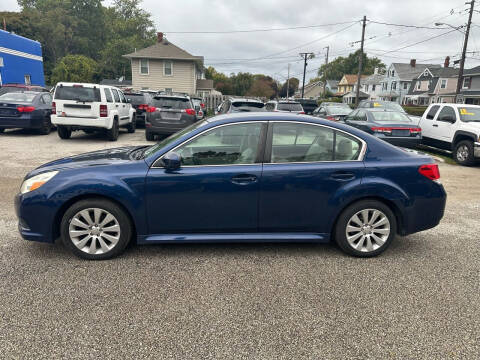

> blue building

[{"left": 0, "top": 29, "right": 45, "bottom": 87}]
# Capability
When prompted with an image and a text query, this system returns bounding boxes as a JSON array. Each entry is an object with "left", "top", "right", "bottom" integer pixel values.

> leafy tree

[
  {"left": 317, "top": 50, "right": 385, "bottom": 81},
  {"left": 279, "top": 77, "right": 299, "bottom": 98},
  {"left": 231, "top": 72, "right": 254, "bottom": 96},
  {"left": 50, "top": 54, "right": 98, "bottom": 84}
]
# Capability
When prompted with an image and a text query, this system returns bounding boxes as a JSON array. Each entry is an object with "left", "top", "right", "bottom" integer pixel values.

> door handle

[
  {"left": 330, "top": 171, "right": 355, "bottom": 181},
  {"left": 433, "top": 124, "right": 438, "bottom": 127},
  {"left": 115, "top": 105, "right": 119, "bottom": 107},
  {"left": 231, "top": 174, "right": 257, "bottom": 185}
]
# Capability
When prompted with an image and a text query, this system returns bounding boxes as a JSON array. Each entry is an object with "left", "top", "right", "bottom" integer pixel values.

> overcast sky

[{"left": 1, "top": 0, "right": 479, "bottom": 83}]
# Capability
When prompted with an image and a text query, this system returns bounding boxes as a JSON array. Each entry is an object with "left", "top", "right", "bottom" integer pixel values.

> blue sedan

[{"left": 15, "top": 113, "right": 446, "bottom": 260}]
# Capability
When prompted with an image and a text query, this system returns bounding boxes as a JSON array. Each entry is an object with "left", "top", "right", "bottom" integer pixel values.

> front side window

[
  {"left": 119, "top": 91, "right": 127, "bottom": 103},
  {"left": 175, "top": 122, "right": 263, "bottom": 166},
  {"left": 270, "top": 123, "right": 362, "bottom": 163},
  {"left": 164, "top": 61, "right": 173, "bottom": 76},
  {"left": 437, "top": 106, "right": 456, "bottom": 122},
  {"left": 140, "top": 59, "right": 149, "bottom": 74}
]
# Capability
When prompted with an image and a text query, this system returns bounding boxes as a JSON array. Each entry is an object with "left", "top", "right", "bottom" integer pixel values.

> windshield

[
  {"left": 152, "top": 97, "right": 190, "bottom": 109},
  {"left": 459, "top": 107, "right": 480, "bottom": 122},
  {"left": 124, "top": 94, "right": 146, "bottom": 105},
  {"left": 0, "top": 92, "right": 36, "bottom": 102},
  {"left": 55, "top": 86, "right": 101, "bottom": 102},
  {"left": 326, "top": 106, "right": 351, "bottom": 115},
  {"left": 371, "top": 111, "right": 412, "bottom": 123},
  {"left": 142, "top": 120, "right": 208, "bottom": 158},
  {"left": 277, "top": 103, "right": 303, "bottom": 111}
]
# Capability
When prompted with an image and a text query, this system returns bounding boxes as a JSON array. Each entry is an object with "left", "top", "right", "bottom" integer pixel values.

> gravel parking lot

[{"left": 0, "top": 128, "right": 479, "bottom": 359}]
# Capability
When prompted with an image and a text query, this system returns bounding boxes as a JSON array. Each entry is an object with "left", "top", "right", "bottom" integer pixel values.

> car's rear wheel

[
  {"left": 83, "top": 129, "right": 95, "bottom": 134},
  {"left": 107, "top": 118, "right": 119, "bottom": 141},
  {"left": 0, "top": 128, "right": 4, "bottom": 133},
  {"left": 57, "top": 125, "right": 71, "bottom": 139},
  {"left": 334, "top": 200, "right": 396, "bottom": 257},
  {"left": 126, "top": 117, "right": 136, "bottom": 133},
  {"left": 61, "top": 199, "right": 132, "bottom": 260},
  {"left": 38, "top": 116, "right": 52, "bottom": 135},
  {"left": 453, "top": 140, "right": 475, "bottom": 166},
  {"left": 145, "top": 131, "right": 155, "bottom": 141}
]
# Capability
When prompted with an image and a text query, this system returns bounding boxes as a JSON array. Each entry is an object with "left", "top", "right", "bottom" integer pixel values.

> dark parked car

[
  {"left": 145, "top": 93, "right": 197, "bottom": 141},
  {"left": 216, "top": 98, "right": 265, "bottom": 114},
  {"left": 0, "top": 84, "right": 49, "bottom": 96},
  {"left": 312, "top": 104, "right": 352, "bottom": 121},
  {"left": 0, "top": 91, "right": 53, "bottom": 134},
  {"left": 15, "top": 113, "right": 445, "bottom": 260},
  {"left": 297, "top": 99, "right": 318, "bottom": 114},
  {"left": 344, "top": 109, "right": 421, "bottom": 147},
  {"left": 124, "top": 91, "right": 153, "bottom": 126}
]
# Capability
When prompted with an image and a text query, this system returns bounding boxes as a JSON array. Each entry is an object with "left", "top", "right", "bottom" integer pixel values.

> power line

[
  {"left": 164, "top": 21, "right": 358, "bottom": 34},
  {"left": 367, "top": 20, "right": 450, "bottom": 30}
]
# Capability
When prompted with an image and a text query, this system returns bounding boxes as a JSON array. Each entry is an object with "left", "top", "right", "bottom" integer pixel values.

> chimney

[
  {"left": 374, "top": 67, "right": 378, "bottom": 74},
  {"left": 157, "top": 32, "right": 163, "bottom": 43},
  {"left": 410, "top": 59, "right": 416, "bottom": 68},
  {"left": 444, "top": 56, "right": 450, "bottom": 68}
]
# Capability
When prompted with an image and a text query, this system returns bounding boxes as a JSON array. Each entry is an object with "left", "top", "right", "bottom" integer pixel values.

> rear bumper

[
  {"left": 51, "top": 115, "right": 113, "bottom": 129},
  {"left": 0, "top": 115, "right": 43, "bottom": 129},
  {"left": 474, "top": 141, "right": 480, "bottom": 158}
]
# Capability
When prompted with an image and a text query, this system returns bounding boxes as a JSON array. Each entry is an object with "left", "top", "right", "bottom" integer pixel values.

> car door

[
  {"left": 259, "top": 121, "right": 365, "bottom": 234},
  {"left": 145, "top": 121, "right": 267, "bottom": 234},
  {"left": 118, "top": 90, "right": 130, "bottom": 124},
  {"left": 432, "top": 105, "right": 457, "bottom": 144},
  {"left": 419, "top": 105, "right": 440, "bottom": 143}
]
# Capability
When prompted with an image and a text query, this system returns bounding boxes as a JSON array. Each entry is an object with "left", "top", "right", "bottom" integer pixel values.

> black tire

[
  {"left": 83, "top": 129, "right": 95, "bottom": 134},
  {"left": 38, "top": 116, "right": 52, "bottom": 135},
  {"left": 453, "top": 140, "right": 475, "bottom": 166},
  {"left": 126, "top": 117, "right": 136, "bottom": 133},
  {"left": 60, "top": 198, "right": 132, "bottom": 260},
  {"left": 107, "top": 118, "right": 119, "bottom": 141},
  {"left": 334, "top": 200, "right": 397, "bottom": 257},
  {"left": 145, "top": 131, "right": 155, "bottom": 141},
  {"left": 57, "top": 125, "right": 72, "bottom": 139}
]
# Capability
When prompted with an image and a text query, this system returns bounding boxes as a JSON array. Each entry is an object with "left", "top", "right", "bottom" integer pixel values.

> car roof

[{"left": 229, "top": 98, "right": 263, "bottom": 103}]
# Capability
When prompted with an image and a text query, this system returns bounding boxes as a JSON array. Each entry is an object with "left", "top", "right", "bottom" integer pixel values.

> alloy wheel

[
  {"left": 68, "top": 208, "right": 121, "bottom": 255},
  {"left": 345, "top": 209, "right": 391, "bottom": 253},
  {"left": 456, "top": 145, "right": 469, "bottom": 162}
]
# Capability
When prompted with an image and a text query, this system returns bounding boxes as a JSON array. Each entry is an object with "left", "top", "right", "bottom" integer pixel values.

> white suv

[
  {"left": 51, "top": 82, "right": 136, "bottom": 141},
  {"left": 418, "top": 103, "right": 480, "bottom": 165}
]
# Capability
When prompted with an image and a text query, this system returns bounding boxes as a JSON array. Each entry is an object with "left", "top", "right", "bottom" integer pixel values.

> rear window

[
  {"left": 125, "top": 94, "right": 146, "bottom": 105},
  {"left": 153, "top": 97, "right": 191, "bottom": 109},
  {"left": 277, "top": 103, "right": 303, "bottom": 111},
  {"left": 55, "top": 86, "right": 101, "bottom": 102},
  {"left": 232, "top": 101, "right": 264, "bottom": 109},
  {"left": 0, "top": 92, "right": 36, "bottom": 102},
  {"left": 326, "top": 106, "right": 351, "bottom": 115},
  {"left": 192, "top": 99, "right": 201, "bottom": 106},
  {"left": 371, "top": 101, "right": 404, "bottom": 112},
  {"left": 371, "top": 111, "right": 412, "bottom": 123},
  {"left": 458, "top": 107, "right": 480, "bottom": 122}
]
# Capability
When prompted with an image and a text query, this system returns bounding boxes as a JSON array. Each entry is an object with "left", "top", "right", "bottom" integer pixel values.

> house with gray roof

[
  {"left": 379, "top": 60, "right": 441, "bottom": 104},
  {"left": 457, "top": 65, "right": 480, "bottom": 104},
  {"left": 123, "top": 32, "right": 214, "bottom": 95},
  {"left": 360, "top": 68, "right": 384, "bottom": 100},
  {"left": 325, "top": 80, "right": 339, "bottom": 94},
  {"left": 404, "top": 62, "right": 459, "bottom": 105}
]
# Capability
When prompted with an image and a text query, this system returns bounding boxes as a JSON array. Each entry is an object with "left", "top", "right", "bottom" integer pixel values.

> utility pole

[
  {"left": 355, "top": 16, "right": 367, "bottom": 106},
  {"left": 300, "top": 52, "right": 314, "bottom": 98},
  {"left": 323, "top": 46, "right": 330, "bottom": 95},
  {"left": 286, "top": 63, "right": 290, "bottom": 99},
  {"left": 455, "top": 0, "right": 475, "bottom": 103}
]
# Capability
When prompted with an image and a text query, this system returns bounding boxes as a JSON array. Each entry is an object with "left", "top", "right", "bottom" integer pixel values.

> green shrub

[{"left": 403, "top": 106, "right": 427, "bottom": 116}]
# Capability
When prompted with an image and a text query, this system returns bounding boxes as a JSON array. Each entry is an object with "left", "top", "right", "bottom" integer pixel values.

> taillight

[
  {"left": 418, "top": 164, "right": 440, "bottom": 181},
  {"left": 138, "top": 104, "right": 148, "bottom": 110},
  {"left": 200, "top": 103, "right": 205, "bottom": 108},
  {"left": 184, "top": 108, "right": 196, "bottom": 115},
  {"left": 326, "top": 116, "right": 335, "bottom": 121},
  {"left": 52, "top": 101, "right": 56, "bottom": 113},
  {"left": 100, "top": 104, "right": 108, "bottom": 117},
  {"left": 146, "top": 106, "right": 157, "bottom": 113},
  {"left": 410, "top": 127, "right": 422, "bottom": 134},
  {"left": 17, "top": 106, "right": 35, "bottom": 113},
  {"left": 371, "top": 127, "right": 392, "bottom": 134},
  {"left": 299, "top": 111, "right": 305, "bottom": 114}
]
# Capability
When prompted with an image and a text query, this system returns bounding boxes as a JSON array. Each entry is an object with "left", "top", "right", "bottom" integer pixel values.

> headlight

[{"left": 20, "top": 171, "right": 58, "bottom": 194}]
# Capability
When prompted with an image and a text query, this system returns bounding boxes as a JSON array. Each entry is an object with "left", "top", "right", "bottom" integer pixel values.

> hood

[
  {"left": 29, "top": 146, "right": 144, "bottom": 177},
  {"left": 461, "top": 121, "right": 480, "bottom": 134}
]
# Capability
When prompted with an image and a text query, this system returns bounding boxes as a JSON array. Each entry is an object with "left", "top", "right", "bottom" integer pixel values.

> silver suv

[
  {"left": 216, "top": 98, "right": 265, "bottom": 114},
  {"left": 265, "top": 100, "right": 305, "bottom": 114}
]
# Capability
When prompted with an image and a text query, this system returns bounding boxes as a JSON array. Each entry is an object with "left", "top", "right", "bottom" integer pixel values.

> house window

[
  {"left": 164, "top": 61, "right": 173, "bottom": 76},
  {"left": 24, "top": 75, "right": 31, "bottom": 85},
  {"left": 372, "top": 84, "right": 376, "bottom": 91},
  {"left": 403, "top": 82, "right": 408, "bottom": 90},
  {"left": 440, "top": 79, "right": 447, "bottom": 89},
  {"left": 391, "top": 70, "right": 395, "bottom": 77},
  {"left": 391, "top": 81, "right": 396, "bottom": 90},
  {"left": 417, "top": 82, "right": 421, "bottom": 90},
  {"left": 165, "top": 88, "right": 172, "bottom": 93},
  {"left": 463, "top": 77, "right": 471, "bottom": 89},
  {"left": 140, "top": 59, "right": 149, "bottom": 75}
]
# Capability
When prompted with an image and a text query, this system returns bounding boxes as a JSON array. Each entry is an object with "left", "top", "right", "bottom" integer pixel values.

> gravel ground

[{"left": 0, "top": 128, "right": 479, "bottom": 359}]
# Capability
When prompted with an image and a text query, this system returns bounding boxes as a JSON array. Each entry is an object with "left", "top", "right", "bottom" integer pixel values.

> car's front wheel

[
  {"left": 335, "top": 200, "right": 396, "bottom": 257},
  {"left": 453, "top": 140, "right": 475, "bottom": 166},
  {"left": 126, "top": 117, "right": 136, "bottom": 133},
  {"left": 38, "top": 116, "right": 52, "bottom": 135},
  {"left": 61, "top": 199, "right": 132, "bottom": 260},
  {"left": 145, "top": 131, "right": 155, "bottom": 141}
]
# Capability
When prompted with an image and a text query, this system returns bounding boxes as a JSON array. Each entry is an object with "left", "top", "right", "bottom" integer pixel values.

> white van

[{"left": 51, "top": 82, "right": 136, "bottom": 141}]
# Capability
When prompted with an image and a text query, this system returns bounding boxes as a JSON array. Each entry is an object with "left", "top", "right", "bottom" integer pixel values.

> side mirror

[{"left": 162, "top": 152, "right": 181, "bottom": 171}]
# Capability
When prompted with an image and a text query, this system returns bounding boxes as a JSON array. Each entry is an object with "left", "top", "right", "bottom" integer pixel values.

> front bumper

[
  {"left": 51, "top": 115, "right": 113, "bottom": 129},
  {"left": 474, "top": 141, "right": 480, "bottom": 158},
  {"left": 15, "top": 193, "right": 54, "bottom": 243}
]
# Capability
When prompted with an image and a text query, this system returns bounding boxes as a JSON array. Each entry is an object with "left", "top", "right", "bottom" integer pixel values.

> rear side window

[
  {"left": 104, "top": 88, "right": 113, "bottom": 103},
  {"left": 425, "top": 105, "right": 440, "bottom": 120},
  {"left": 335, "top": 132, "right": 362, "bottom": 161},
  {"left": 277, "top": 103, "right": 303, "bottom": 111},
  {"left": 111, "top": 89, "right": 121, "bottom": 102},
  {"left": 55, "top": 86, "right": 101, "bottom": 102},
  {"left": 152, "top": 97, "right": 191, "bottom": 109}
]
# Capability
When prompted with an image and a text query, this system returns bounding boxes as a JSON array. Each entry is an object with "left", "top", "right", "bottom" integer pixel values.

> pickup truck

[{"left": 418, "top": 103, "right": 480, "bottom": 165}]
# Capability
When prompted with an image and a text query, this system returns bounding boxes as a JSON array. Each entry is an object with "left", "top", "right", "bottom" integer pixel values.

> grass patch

[{"left": 415, "top": 145, "right": 457, "bottom": 165}]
